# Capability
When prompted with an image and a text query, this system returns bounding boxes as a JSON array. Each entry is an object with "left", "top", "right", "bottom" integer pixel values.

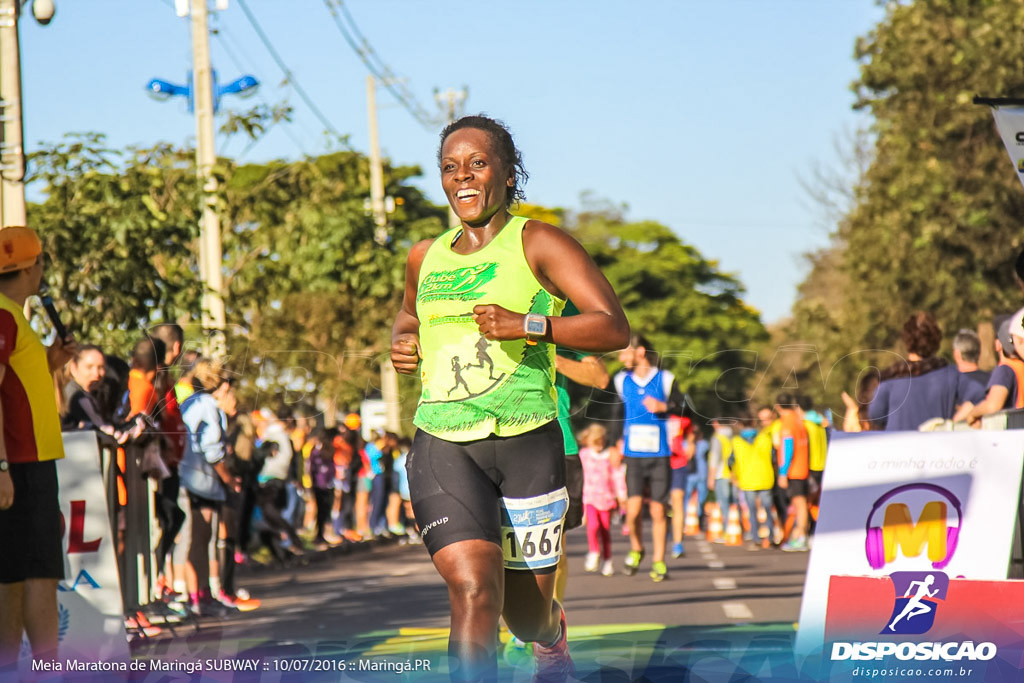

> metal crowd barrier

[{"left": 96, "top": 436, "right": 156, "bottom": 614}]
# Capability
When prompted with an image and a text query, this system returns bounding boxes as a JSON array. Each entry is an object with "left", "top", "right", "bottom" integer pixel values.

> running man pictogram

[{"left": 887, "top": 574, "right": 938, "bottom": 632}]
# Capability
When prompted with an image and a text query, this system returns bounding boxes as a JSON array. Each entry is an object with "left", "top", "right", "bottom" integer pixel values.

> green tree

[
  {"left": 222, "top": 151, "right": 445, "bottom": 415},
  {"left": 785, "top": 0, "right": 1024, "bottom": 417},
  {"left": 26, "top": 133, "right": 446, "bottom": 420},
  {"left": 522, "top": 200, "right": 769, "bottom": 420},
  {"left": 28, "top": 134, "right": 202, "bottom": 352}
]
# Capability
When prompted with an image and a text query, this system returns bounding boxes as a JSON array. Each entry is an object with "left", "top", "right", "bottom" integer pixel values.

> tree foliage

[
  {"left": 521, "top": 199, "right": 769, "bottom": 421},
  {"left": 783, "top": 0, "right": 1024, "bottom": 416},
  {"left": 222, "top": 152, "right": 444, "bottom": 412},
  {"left": 27, "top": 135, "right": 764, "bottom": 428},
  {"left": 27, "top": 134, "right": 445, "bottom": 415},
  {"left": 28, "top": 134, "right": 202, "bottom": 352}
]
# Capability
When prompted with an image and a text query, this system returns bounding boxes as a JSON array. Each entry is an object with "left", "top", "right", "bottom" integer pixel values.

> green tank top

[{"left": 414, "top": 216, "right": 566, "bottom": 442}]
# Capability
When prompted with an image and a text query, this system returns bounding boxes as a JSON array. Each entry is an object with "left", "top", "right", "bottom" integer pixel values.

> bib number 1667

[{"left": 505, "top": 522, "right": 562, "bottom": 561}]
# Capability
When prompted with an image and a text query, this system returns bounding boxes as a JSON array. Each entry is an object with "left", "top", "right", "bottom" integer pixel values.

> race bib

[
  {"left": 629, "top": 424, "right": 662, "bottom": 453},
  {"left": 500, "top": 488, "right": 569, "bottom": 571}
]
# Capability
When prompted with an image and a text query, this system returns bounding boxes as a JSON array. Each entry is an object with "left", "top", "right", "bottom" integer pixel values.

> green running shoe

[
  {"left": 649, "top": 561, "right": 668, "bottom": 582},
  {"left": 623, "top": 550, "right": 644, "bottom": 576},
  {"left": 503, "top": 635, "right": 532, "bottom": 668}
]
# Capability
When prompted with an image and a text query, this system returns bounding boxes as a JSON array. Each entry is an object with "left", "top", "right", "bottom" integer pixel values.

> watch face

[{"left": 526, "top": 319, "right": 545, "bottom": 335}]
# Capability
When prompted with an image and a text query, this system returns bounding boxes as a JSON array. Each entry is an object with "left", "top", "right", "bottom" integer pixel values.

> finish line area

[{"left": 129, "top": 622, "right": 799, "bottom": 681}]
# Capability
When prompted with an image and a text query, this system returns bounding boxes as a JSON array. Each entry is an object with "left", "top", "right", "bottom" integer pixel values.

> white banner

[
  {"left": 360, "top": 399, "right": 389, "bottom": 441},
  {"left": 794, "top": 430, "right": 1024, "bottom": 656},
  {"left": 990, "top": 106, "right": 1024, "bottom": 192},
  {"left": 54, "top": 431, "right": 129, "bottom": 662}
]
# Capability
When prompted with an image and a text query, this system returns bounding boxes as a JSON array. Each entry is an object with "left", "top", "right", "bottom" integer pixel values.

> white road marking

[
  {"left": 722, "top": 602, "right": 754, "bottom": 619},
  {"left": 713, "top": 577, "right": 737, "bottom": 590},
  {"left": 708, "top": 560, "right": 725, "bottom": 569}
]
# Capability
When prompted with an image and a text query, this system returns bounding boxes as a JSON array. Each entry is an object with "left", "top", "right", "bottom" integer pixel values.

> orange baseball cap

[
  {"left": 344, "top": 412, "right": 361, "bottom": 430},
  {"left": 0, "top": 226, "right": 42, "bottom": 273}
]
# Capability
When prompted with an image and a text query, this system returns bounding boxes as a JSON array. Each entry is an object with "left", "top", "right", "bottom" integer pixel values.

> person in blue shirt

[
  {"left": 868, "top": 312, "right": 985, "bottom": 431},
  {"left": 614, "top": 334, "right": 688, "bottom": 582},
  {"left": 682, "top": 432, "right": 709, "bottom": 535}
]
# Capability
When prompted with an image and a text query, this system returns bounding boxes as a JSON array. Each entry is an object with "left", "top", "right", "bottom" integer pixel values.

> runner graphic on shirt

[
  {"left": 448, "top": 356, "right": 472, "bottom": 397},
  {"left": 465, "top": 335, "right": 499, "bottom": 380}
]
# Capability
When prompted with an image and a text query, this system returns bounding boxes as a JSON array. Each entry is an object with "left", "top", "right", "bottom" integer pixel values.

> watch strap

[{"left": 523, "top": 313, "right": 547, "bottom": 345}]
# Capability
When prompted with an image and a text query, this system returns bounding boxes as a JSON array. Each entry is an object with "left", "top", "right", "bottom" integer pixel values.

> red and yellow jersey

[{"left": 0, "top": 293, "right": 64, "bottom": 463}]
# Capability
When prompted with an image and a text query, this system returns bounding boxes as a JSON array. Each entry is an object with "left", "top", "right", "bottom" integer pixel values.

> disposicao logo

[
  {"left": 831, "top": 486, "right": 997, "bottom": 664},
  {"left": 881, "top": 571, "right": 947, "bottom": 635},
  {"left": 833, "top": 575, "right": 994, "bottom": 663}
]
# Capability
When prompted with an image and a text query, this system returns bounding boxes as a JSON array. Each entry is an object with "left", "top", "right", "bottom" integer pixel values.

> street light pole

[
  {"left": 365, "top": 75, "right": 402, "bottom": 434},
  {"left": 435, "top": 87, "right": 467, "bottom": 228},
  {"left": 366, "top": 75, "right": 388, "bottom": 245},
  {"left": 0, "top": 0, "right": 26, "bottom": 228},
  {"left": 190, "top": 0, "right": 226, "bottom": 358}
]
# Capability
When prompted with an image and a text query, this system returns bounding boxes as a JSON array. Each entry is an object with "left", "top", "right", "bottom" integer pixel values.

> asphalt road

[{"left": 135, "top": 522, "right": 811, "bottom": 680}]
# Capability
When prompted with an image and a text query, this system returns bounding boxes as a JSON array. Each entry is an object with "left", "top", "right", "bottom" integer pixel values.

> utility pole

[
  {"left": 0, "top": 0, "right": 26, "bottom": 228},
  {"left": 190, "top": 0, "right": 226, "bottom": 359},
  {"left": 435, "top": 87, "right": 467, "bottom": 228},
  {"left": 367, "top": 75, "right": 388, "bottom": 245},
  {"left": 366, "top": 75, "right": 401, "bottom": 434}
]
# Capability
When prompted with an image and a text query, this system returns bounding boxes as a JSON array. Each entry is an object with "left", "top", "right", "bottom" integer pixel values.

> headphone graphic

[{"left": 864, "top": 483, "right": 962, "bottom": 570}]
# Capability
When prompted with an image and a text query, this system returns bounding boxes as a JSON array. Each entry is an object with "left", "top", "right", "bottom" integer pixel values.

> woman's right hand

[{"left": 391, "top": 334, "right": 422, "bottom": 375}]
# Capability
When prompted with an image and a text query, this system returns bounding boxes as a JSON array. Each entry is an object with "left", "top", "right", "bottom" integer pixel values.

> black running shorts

[
  {"left": 787, "top": 477, "right": 809, "bottom": 498},
  {"left": 407, "top": 420, "right": 567, "bottom": 573},
  {"left": 624, "top": 456, "right": 672, "bottom": 504},
  {"left": 0, "top": 460, "right": 65, "bottom": 584}
]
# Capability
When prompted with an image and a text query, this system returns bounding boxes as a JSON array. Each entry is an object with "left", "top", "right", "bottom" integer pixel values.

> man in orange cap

[{"left": 0, "top": 227, "right": 77, "bottom": 669}]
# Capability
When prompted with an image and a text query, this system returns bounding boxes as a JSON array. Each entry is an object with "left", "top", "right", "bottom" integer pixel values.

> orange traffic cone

[
  {"left": 683, "top": 496, "right": 701, "bottom": 536},
  {"left": 706, "top": 503, "right": 723, "bottom": 543},
  {"left": 724, "top": 504, "right": 743, "bottom": 546},
  {"left": 757, "top": 505, "right": 769, "bottom": 539}
]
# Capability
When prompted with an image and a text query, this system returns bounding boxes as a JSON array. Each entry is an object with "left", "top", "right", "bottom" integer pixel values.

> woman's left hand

[{"left": 472, "top": 304, "right": 525, "bottom": 341}]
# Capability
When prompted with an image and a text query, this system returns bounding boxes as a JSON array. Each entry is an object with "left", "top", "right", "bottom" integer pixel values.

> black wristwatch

[{"left": 0, "top": 460, "right": 8, "bottom": 473}]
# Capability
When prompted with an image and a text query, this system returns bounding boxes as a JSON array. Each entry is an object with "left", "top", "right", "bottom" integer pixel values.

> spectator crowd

[{"left": 56, "top": 321, "right": 417, "bottom": 637}]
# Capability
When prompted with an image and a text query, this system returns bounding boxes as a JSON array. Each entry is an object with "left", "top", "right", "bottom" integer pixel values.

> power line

[
  {"left": 321, "top": 0, "right": 441, "bottom": 131},
  {"left": 234, "top": 0, "right": 354, "bottom": 151},
  {"left": 208, "top": 19, "right": 311, "bottom": 157},
  {"left": 209, "top": 26, "right": 247, "bottom": 74}
]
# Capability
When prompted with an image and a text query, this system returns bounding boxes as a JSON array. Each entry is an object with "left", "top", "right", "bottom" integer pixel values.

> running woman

[{"left": 391, "top": 115, "right": 629, "bottom": 682}]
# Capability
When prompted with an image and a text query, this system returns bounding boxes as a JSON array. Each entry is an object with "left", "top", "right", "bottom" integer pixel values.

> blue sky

[{"left": 18, "top": 0, "right": 882, "bottom": 324}]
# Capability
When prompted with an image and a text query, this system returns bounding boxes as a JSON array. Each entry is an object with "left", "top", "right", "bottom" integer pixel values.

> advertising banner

[
  {"left": 990, "top": 106, "right": 1024, "bottom": 193},
  {"left": 54, "top": 431, "right": 130, "bottom": 663},
  {"left": 794, "top": 430, "right": 1024, "bottom": 681}
]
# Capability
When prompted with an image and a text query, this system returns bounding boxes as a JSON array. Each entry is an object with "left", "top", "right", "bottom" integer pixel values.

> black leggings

[
  {"left": 313, "top": 487, "right": 333, "bottom": 542},
  {"left": 154, "top": 473, "right": 186, "bottom": 576},
  {"left": 219, "top": 488, "right": 239, "bottom": 596},
  {"left": 257, "top": 479, "right": 303, "bottom": 548}
]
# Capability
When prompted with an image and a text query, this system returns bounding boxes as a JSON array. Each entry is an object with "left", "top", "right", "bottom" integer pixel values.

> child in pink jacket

[{"left": 578, "top": 423, "right": 622, "bottom": 576}]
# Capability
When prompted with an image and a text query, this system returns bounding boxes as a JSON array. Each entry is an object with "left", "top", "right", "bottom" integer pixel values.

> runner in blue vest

[{"left": 614, "top": 334, "right": 688, "bottom": 582}]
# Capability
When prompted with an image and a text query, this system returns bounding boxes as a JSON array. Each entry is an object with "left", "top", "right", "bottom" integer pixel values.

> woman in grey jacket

[{"left": 179, "top": 359, "right": 236, "bottom": 617}]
